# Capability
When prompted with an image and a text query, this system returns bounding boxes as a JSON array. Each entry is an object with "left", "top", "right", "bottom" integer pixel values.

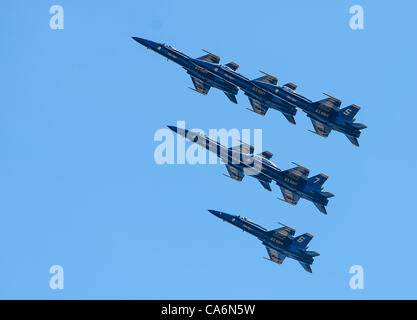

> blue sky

[{"left": 1, "top": 1, "right": 416, "bottom": 299}]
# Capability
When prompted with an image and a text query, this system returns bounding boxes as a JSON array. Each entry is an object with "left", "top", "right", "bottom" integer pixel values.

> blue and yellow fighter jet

[
  {"left": 236, "top": 72, "right": 367, "bottom": 146},
  {"left": 208, "top": 210, "right": 319, "bottom": 273},
  {"left": 191, "top": 59, "right": 297, "bottom": 124},
  {"left": 132, "top": 37, "right": 239, "bottom": 103},
  {"left": 168, "top": 126, "right": 334, "bottom": 214},
  {"left": 191, "top": 58, "right": 366, "bottom": 146}
]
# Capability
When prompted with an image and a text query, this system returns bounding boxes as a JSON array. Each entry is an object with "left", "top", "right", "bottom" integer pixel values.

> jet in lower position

[
  {"left": 168, "top": 126, "right": 334, "bottom": 214},
  {"left": 132, "top": 37, "right": 239, "bottom": 103},
  {"left": 208, "top": 210, "right": 319, "bottom": 273}
]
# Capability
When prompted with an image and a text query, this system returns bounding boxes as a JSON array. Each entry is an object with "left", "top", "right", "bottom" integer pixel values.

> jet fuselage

[
  {"left": 192, "top": 60, "right": 296, "bottom": 116},
  {"left": 254, "top": 81, "right": 362, "bottom": 138},
  {"left": 168, "top": 126, "right": 328, "bottom": 207},
  {"left": 209, "top": 210, "right": 313, "bottom": 265},
  {"left": 132, "top": 37, "right": 238, "bottom": 96}
]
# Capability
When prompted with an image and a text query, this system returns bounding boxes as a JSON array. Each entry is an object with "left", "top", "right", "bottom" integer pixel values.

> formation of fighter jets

[
  {"left": 167, "top": 126, "right": 333, "bottom": 214},
  {"left": 132, "top": 37, "right": 367, "bottom": 146},
  {"left": 133, "top": 37, "right": 366, "bottom": 273}
]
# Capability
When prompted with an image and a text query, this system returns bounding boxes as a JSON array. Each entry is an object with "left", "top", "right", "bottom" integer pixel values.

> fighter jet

[
  {"left": 208, "top": 210, "right": 319, "bottom": 273},
  {"left": 131, "top": 37, "right": 239, "bottom": 103},
  {"left": 190, "top": 59, "right": 298, "bottom": 124},
  {"left": 241, "top": 73, "right": 367, "bottom": 146},
  {"left": 168, "top": 126, "right": 334, "bottom": 214}
]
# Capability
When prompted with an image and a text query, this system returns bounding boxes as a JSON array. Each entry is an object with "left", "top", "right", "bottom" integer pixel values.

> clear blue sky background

[{"left": 1, "top": 1, "right": 416, "bottom": 299}]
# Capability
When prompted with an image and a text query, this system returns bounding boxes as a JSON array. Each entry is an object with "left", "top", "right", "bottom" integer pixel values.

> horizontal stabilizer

[
  {"left": 283, "top": 113, "right": 296, "bottom": 125},
  {"left": 258, "top": 179, "right": 272, "bottom": 191},
  {"left": 313, "top": 202, "right": 327, "bottom": 215},
  {"left": 351, "top": 122, "right": 367, "bottom": 130},
  {"left": 225, "top": 62, "right": 239, "bottom": 71},
  {"left": 299, "top": 261, "right": 313, "bottom": 273},
  {"left": 224, "top": 92, "right": 238, "bottom": 104},
  {"left": 305, "top": 251, "right": 320, "bottom": 257},
  {"left": 346, "top": 135, "right": 359, "bottom": 147},
  {"left": 283, "top": 82, "right": 297, "bottom": 91},
  {"left": 321, "top": 191, "right": 335, "bottom": 198}
]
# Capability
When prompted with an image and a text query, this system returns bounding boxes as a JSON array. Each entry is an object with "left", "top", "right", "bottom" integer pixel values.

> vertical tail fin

[
  {"left": 225, "top": 62, "right": 239, "bottom": 71},
  {"left": 293, "top": 233, "right": 314, "bottom": 249},
  {"left": 339, "top": 104, "right": 361, "bottom": 122},
  {"left": 306, "top": 173, "right": 328, "bottom": 191}
]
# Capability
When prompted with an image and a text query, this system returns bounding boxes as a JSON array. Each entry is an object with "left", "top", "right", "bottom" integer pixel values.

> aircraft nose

[
  {"left": 131, "top": 37, "right": 155, "bottom": 48},
  {"left": 167, "top": 125, "right": 178, "bottom": 133},
  {"left": 167, "top": 125, "right": 189, "bottom": 137},
  {"left": 208, "top": 210, "right": 222, "bottom": 217}
]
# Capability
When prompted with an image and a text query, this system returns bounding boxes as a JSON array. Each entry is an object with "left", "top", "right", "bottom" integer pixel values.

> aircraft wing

[
  {"left": 255, "top": 71, "right": 278, "bottom": 85},
  {"left": 197, "top": 50, "right": 220, "bottom": 64},
  {"left": 310, "top": 119, "right": 332, "bottom": 138},
  {"left": 284, "top": 164, "right": 310, "bottom": 179},
  {"left": 247, "top": 97, "right": 269, "bottom": 116},
  {"left": 229, "top": 141, "right": 255, "bottom": 154},
  {"left": 313, "top": 94, "right": 342, "bottom": 111},
  {"left": 225, "top": 165, "right": 244, "bottom": 182},
  {"left": 265, "top": 247, "right": 286, "bottom": 264},
  {"left": 267, "top": 226, "right": 296, "bottom": 237},
  {"left": 257, "top": 178, "right": 272, "bottom": 191},
  {"left": 279, "top": 187, "right": 300, "bottom": 206},
  {"left": 190, "top": 76, "right": 211, "bottom": 95}
]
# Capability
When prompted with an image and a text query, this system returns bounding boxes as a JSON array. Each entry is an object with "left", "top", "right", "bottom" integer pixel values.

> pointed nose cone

[
  {"left": 167, "top": 125, "right": 188, "bottom": 138},
  {"left": 208, "top": 210, "right": 236, "bottom": 223},
  {"left": 131, "top": 37, "right": 157, "bottom": 49},
  {"left": 208, "top": 209, "right": 223, "bottom": 218}
]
